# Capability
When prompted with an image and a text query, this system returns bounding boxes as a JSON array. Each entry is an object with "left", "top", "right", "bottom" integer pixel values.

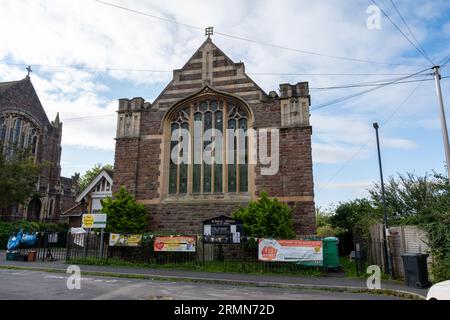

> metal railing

[
  {"left": 4, "top": 231, "right": 68, "bottom": 261},
  {"left": 65, "top": 231, "right": 326, "bottom": 274}
]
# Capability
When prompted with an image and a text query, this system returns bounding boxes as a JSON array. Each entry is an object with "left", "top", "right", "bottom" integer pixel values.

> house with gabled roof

[{"left": 61, "top": 168, "right": 113, "bottom": 227}]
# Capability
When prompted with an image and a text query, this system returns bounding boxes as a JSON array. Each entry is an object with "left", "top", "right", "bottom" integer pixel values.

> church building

[
  {"left": 0, "top": 75, "right": 78, "bottom": 222},
  {"left": 113, "top": 37, "right": 315, "bottom": 235}
]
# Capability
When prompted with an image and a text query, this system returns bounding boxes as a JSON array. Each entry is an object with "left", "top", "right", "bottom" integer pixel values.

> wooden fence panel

[{"left": 368, "top": 224, "right": 431, "bottom": 279}]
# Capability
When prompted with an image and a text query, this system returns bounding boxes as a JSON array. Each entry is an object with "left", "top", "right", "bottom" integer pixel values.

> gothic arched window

[
  {"left": 12, "top": 118, "right": 22, "bottom": 144},
  {"left": 167, "top": 96, "right": 250, "bottom": 195},
  {"left": 0, "top": 117, "right": 6, "bottom": 143}
]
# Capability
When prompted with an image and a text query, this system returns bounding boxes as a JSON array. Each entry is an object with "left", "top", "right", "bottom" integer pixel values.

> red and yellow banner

[{"left": 153, "top": 236, "right": 196, "bottom": 252}]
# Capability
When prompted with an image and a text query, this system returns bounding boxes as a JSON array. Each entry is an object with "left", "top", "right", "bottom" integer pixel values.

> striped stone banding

[
  {"left": 179, "top": 73, "right": 202, "bottom": 81},
  {"left": 182, "top": 62, "right": 203, "bottom": 71},
  {"left": 213, "top": 70, "right": 237, "bottom": 78}
]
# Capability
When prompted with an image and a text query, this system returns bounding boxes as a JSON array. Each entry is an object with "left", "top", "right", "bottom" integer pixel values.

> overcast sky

[{"left": 1, "top": 0, "right": 449, "bottom": 209}]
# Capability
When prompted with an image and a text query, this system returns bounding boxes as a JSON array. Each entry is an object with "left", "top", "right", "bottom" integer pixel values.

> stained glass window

[{"left": 168, "top": 98, "right": 249, "bottom": 195}]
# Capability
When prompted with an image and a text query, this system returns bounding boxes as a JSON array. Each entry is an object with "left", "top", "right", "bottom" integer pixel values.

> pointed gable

[
  {"left": 75, "top": 169, "right": 113, "bottom": 202},
  {"left": 153, "top": 38, "right": 268, "bottom": 110},
  {"left": 0, "top": 77, "right": 51, "bottom": 127}
]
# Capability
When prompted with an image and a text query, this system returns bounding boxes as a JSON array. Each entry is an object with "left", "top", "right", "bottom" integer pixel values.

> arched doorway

[{"left": 27, "top": 198, "right": 41, "bottom": 221}]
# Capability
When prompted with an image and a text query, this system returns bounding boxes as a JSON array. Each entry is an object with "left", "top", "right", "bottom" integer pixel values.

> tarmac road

[{"left": 0, "top": 268, "right": 402, "bottom": 300}]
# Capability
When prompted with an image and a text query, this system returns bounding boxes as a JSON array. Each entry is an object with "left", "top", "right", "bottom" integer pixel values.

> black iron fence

[
  {"left": 65, "top": 231, "right": 327, "bottom": 274},
  {"left": 5, "top": 231, "right": 68, "bottom": 261},
  {"left": 2, "top": 229, "right": 332, "bottom": 274}
]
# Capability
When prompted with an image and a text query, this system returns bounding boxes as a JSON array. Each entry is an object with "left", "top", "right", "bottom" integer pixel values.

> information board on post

[
  {"left": 258, "top": 239, "right": 323, "bottom": 262},
  {"left": 82, "top": 213, "right": 107, "bottom": 229}
]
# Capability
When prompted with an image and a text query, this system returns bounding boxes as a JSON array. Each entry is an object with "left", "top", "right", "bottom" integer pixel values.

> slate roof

[{"left": 0, "top": 76, "right": 51, "bottom": 127}]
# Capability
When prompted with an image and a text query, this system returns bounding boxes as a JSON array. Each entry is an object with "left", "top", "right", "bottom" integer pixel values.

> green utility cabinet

[{"left": 322, "top": 237, "right": 340, "bottom": 269}]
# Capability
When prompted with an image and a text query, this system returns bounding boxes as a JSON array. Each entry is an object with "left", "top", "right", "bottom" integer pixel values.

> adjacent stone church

[
  {"left": 113, "top": 38, "right": 315, "bottom": 235},
  {"left": 0, "top": 76, "right": 78, "bottom": 222}
]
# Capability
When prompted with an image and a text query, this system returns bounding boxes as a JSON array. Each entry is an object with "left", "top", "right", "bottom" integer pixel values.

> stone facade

[
  {"left": 0, "top": 76, "right": 78, "bottom": 222},
  {"left": 113, "top": 38, "right": 315, "bottom": 235}
]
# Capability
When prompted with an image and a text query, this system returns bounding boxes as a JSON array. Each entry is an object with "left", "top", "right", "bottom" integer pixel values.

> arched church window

[
  {"left": 31, "top": 135, "right": 38, "bottom": 155},
  {"left": 48, "top": 199, "right": 54, "bottom": 217},
  {"left": 0, "top": 116, "right": 6, "bottom": 143},
  {"left": 12, "top": 118, "right": 22, "bottom": 144},
  {"left": 168, "top": 97, "right": 249, "bottom": 195}
]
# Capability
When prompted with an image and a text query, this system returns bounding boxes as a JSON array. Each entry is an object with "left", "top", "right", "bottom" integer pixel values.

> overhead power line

[
  {"left": 61, "top": 113, "right": 116, "bottom": 121},
  {"left": 310, "top": 75, "right": 437, "bottom": 90},
  {"left": 438, "top": 53, "right": 450, "bottom": 67},
  {"left": 371, "top": 0, "right": 434, "bottom": 65},
  {"left": 318, "top": 81, "right": 424, "bottom": 190},
  {"left": 0, "top": 61, "right": 423, "bottom": 77},
  {"left": 310, "top": 68, "right": 430, "bottom": 111},
  {"left": 60, "top": 72, "right": 446, "bottom": 122},
  {"left": 93, "top": 0, "right": 426, "bottom": 67},
  {"left": 249, "top": 72, "right": 414, "bottom": 76},
  {"left": 389, "top": 0, "right": 433, "bottom": 64}
]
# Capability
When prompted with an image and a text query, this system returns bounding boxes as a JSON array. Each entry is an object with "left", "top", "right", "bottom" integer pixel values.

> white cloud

[
  {"left": 316, "top": 180, "right": 373, "bottom": 190},
  {"left": 313, "top": 143, "right": 368, "bottom": 164},
  {"left": 0, "top": 64, "right": 116, "bottom": 150},
  {"left": 0, "top": 0, "right": 444, "bottom": 155},
  {"left": 311, "top": 112, "right": 418, "bottom": 164}
]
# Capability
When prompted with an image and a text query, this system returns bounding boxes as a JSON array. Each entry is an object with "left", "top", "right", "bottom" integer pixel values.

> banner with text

[
  {"left": 109, "top": 233, "right": 142, "bottom": 247},
  {"left": 153, "top": 236, "right": 196, "bottom": 252},
  {"left": 258, "top": 239, "right": 323, "bottom": 262},
  {"left": 82, "top": 214, "right": 107, "bottom": 229}
]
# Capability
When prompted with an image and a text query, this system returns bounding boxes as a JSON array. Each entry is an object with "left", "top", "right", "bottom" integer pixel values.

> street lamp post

[{"left": 373, "top": 122, "right": 395, "bottom": 279}]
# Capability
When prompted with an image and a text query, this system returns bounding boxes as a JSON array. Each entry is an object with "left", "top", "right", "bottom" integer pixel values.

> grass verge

[{"left": 66, "top": 257, "right": 326, "bottom": 277}]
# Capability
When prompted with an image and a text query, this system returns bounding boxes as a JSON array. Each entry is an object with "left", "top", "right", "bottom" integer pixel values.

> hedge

[{"left": 0, "top": 220, "right": 68, "bottom": 249}]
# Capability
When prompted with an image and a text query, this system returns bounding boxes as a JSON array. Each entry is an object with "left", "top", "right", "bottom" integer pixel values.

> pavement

[
  {"left": 0, "top": 268, "right": 402, "bottom": 300},
  {"left": 0, "top": 251, "right": 428, "bottom": 299}
]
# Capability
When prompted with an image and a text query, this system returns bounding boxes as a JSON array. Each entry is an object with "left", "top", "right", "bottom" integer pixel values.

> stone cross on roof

[{"left": 26, "top": 65, "right": 32, "bottom": 77}]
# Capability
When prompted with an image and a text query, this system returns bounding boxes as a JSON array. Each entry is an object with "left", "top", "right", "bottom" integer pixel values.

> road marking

[{"left": 44, "top": 274, "right": 129, "bottom": 284}]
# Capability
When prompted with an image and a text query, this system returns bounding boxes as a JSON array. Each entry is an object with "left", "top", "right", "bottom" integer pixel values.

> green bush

[
  {"left": 232, "top": 191, "right": 295, "bottom": 239},
  {"left": 101, "top": 187, "right": 148, "bottom": 233}
]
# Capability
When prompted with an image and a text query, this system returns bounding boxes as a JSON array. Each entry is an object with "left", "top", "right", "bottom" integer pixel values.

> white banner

[{"left": 258, "top": 239, "right": 323, "bottom": 262}]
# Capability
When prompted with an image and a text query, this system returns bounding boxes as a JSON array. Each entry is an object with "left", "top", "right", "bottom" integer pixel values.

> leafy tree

[
  {"left": 78, "top": 163, "right": 113, "bottom": 191},
  {"left": 101, "top": 187, "right": 148, "bottom": 233},
  {"left": 232, "top": 191, "right": 295, "bottom": 239},
  {"left": 326, "top": 198, "right": 379, "bottom": 255},
  {"left": 315, "top": 207, "right": 346, "bottom": 237},
  {"left": 329, "top": 198, "right": 380, "bottom": 239},
  {"left": 369, "top": 172, "right": 450, "bottom": 281},
  {"left": 369, "top": 172, "right": 449, "bottom": 225},
  {"left": 0, "top": 146, "right": 43, "bottom": 213},
  {"left": 326, "top": 172, "right": 449, "bottom": 281}
]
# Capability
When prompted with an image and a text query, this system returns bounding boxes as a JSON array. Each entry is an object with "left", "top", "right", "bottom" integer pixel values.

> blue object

[
  {"left": 21, "top": 232, "right": 38, "bottom": 247},
  {"left": 7, "top": 230, "right": 23, "bottom": 251}
]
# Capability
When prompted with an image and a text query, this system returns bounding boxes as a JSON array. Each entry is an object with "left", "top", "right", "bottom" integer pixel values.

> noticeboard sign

[
  {"left": 47, "top": 233, "right": 59, "bottom": 244},
  {"left": 82, "top": 213, "right": 107, "bottom": 229},
  {"left": 203, "top": 215, "right": 243, "bottom": 244},
  {"left": 258, "top": 239, "right": 323, "bottom": 262}
]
